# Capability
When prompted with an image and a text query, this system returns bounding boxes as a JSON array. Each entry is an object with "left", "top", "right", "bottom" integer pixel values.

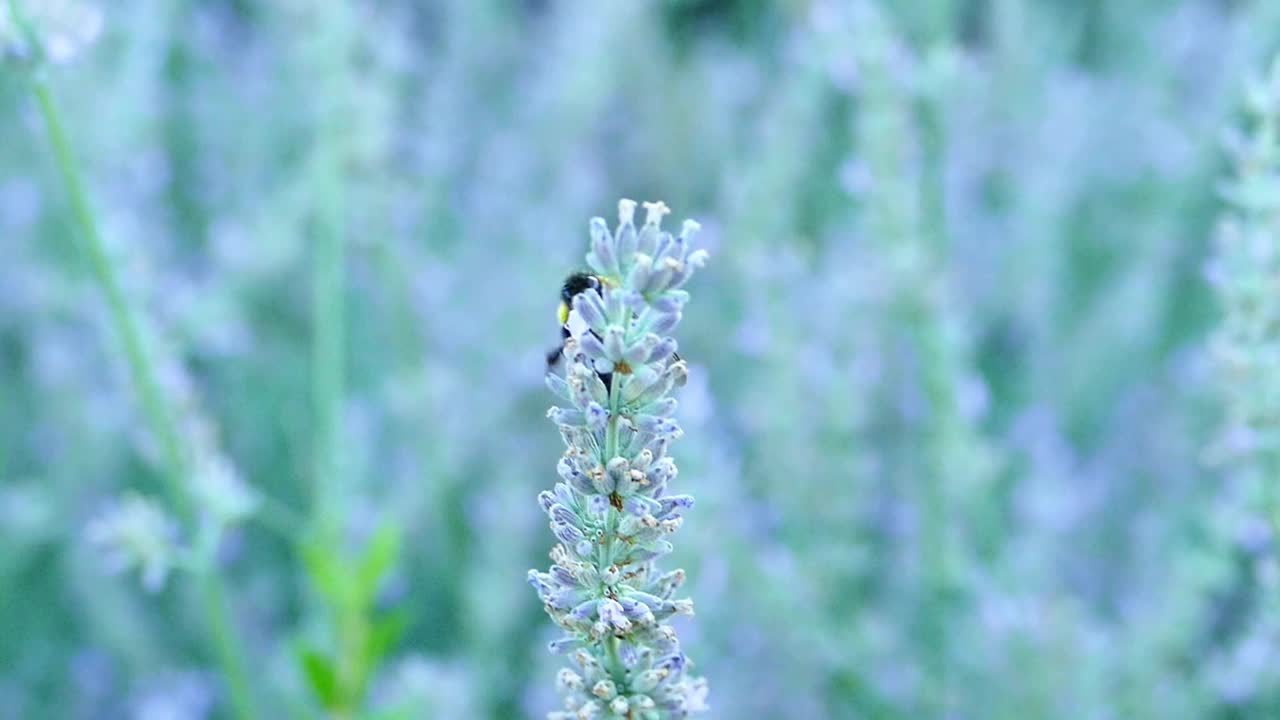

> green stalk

[
  {"left": 308, "top": 2, "right": 349, "bottom": 545},
  {"left": 30, "top": 75, "right": 256, "bottom": 720},
  {"left": 855, "top": 5, "right": 957, "bottom": 713},
  {"left": 910, "top": 301, "right": 953, "bottom": 719},
  {"left": 602, "top": 368, "right": 626, "bottom": 684},
  {"left": 293, "top": 4, "right": 364, "bottom": 714},
  {"left": 605, "top": 381, "right": 621, "bottom": 462},
  {"left": 914, "top": 20, "right": 953, "bottom": 719},
  {"left": 915, "top": 88, "right": 947, "bottom": 258},
  {"left": 311, "top": 159, "right": 345, "bottom": 539},
  {"left": 199, "top": 574, "right": 256, "bottom": 720},
  {"left": 33, "top": 79, "right": 189, "bottom": 519}
]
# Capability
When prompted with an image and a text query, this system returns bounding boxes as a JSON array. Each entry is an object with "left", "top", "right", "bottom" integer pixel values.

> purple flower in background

[
  {"left": 85, "top": 493, "right": 180, "bottom": 593},
  {"left": 0, "top": 0, "right": 102, "bottom": 65}
]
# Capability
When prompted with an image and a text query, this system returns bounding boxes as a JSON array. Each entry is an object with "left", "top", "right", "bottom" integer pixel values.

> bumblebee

[
  {"left": 547, "top": 271, "right": 682, "bottom": 390},
  {"left": 555, "top": 272, "right": 604, "bottom": 339},
  {"left": 547, "top": 271, "right": 608, "bottom": 379}
]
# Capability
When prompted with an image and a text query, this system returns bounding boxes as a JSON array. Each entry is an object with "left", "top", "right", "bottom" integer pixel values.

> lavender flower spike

[{"left": 535, "top": 200, "right": 709, "bottom": 719}]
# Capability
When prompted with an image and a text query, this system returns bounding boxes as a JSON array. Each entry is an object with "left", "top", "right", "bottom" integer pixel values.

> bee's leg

[{"left": 546, "top": 326, "right": 571, "bottom": 371}]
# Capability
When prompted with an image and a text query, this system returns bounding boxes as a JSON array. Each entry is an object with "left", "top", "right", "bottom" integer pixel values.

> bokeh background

[{"left": 6, "top": 0, "right": 1280, "bottom": 718}]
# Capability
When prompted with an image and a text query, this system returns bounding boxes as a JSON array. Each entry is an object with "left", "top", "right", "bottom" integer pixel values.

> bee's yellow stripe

[{"left": 557, "top": 301, "right": 569, "bottom": 326}]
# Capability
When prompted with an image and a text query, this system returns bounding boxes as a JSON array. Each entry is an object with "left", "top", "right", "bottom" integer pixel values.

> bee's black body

[
  {"left": 547, "top": 272, "right": 613, "bottom": 390},
  {"left": 560, "top": 272, "right": 601, "bottom": 308}
]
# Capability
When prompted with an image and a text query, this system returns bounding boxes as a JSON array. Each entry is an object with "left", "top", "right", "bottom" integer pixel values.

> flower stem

[
  {"left": 199, "top": 571, "right": 257, "bottom": 720},
  {"left": 605, "top": 635, "right": 624, "bottom": 686},
  {"left": 602, "top": 353, "right": 627, "bottom": 683},
  {"left": 31, "top": 75, "right": 256, "bottom": 720},
  {"left": 32, "top": 78, "right": 189, "bottom": 519},
  {"left": 307, "top": 3, "right": 349, "bottom": 545},
  {"left": 311, "top": 160, "right": 345, "bottom": 540}
]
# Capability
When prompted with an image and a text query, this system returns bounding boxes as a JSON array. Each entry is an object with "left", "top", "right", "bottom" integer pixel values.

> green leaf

[
  {"left": 355, "top": 522, "right": 401, "bottom": 605},
  {"left": 348, "top": 609, "right": 410, "bottom": 700},
  {"left": 298, "top": 647, "right": 340, "bottom": 709},
  {"left": 366, "top": 609, "right": 409, "bottom": 667},
  {"left": 300, "top": 539, "right": 348, "bottom": 609}
]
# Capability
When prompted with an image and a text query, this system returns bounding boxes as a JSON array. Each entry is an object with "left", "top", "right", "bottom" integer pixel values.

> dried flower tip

[
  {"left": 619, "top": 198, "right": 638, "bottom": 226},
  {"left": 642, "top": 201, "right": 671, "bottom": 227},
  {"left": 633, "top": 669, "right": 669, "bottom": 693},
  {"left": 557, "top": 669, "right": 584, "bottom": 692},
  {"left": 591, "top": 680, "right": 617, "bottom": 700},
  {"left": 601, "top": 564, "right": 622, "bottom": 585}
]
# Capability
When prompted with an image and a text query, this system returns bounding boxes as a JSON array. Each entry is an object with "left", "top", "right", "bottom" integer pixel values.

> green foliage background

[{"left": 4, "top": 0, "right": 1280, "bottom": 717}]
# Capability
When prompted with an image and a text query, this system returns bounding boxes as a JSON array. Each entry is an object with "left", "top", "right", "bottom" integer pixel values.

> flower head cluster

[
  {"left": 1, "top": 0, "right": 102, "bottom": 66},
  {"left": 191, "top": 452, "right": 261, "bottom": 528},
  {"left": 1211, "top": 56, "right": 1280, "bottom": 463},
  {"left": 530, "top": 199, "right": 709, "bottom": 719},
  {"left": 83, "top": 393, "right": 258, "bottom": 592},
  {"left": 85, "top": 493, "right": 180, "bottom": 592}
]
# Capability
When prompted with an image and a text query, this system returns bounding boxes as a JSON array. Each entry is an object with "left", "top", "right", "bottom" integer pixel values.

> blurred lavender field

[{"left": 5, "top": 0, "right": 1280, "bottom": 718}]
